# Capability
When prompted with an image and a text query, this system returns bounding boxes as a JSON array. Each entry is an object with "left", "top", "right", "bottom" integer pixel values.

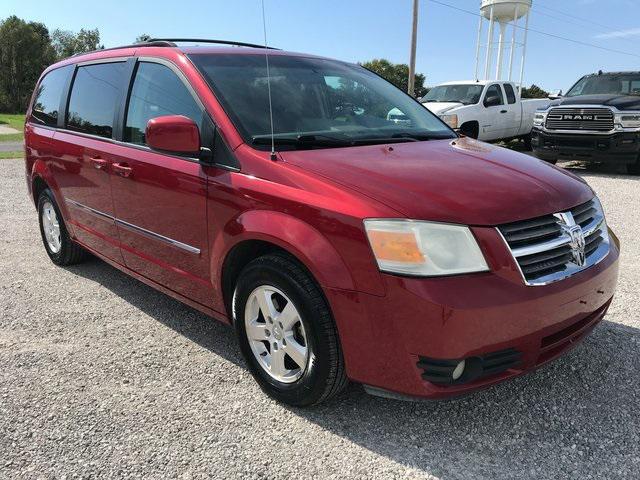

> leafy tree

[
  {"left": 135, "top": 34, "right": 152, "bottom": 43},
  {"left": 52, "top": 28, "right": 102, "bottom": 60},
  {"left": 360, "top": 58, "right": 427, "bottom": 97},
  {"left": 521, "top": 84, "right": 549, "bottom": 99},
  {"left": 0, "top": 16, "right": 56, "bottom": 112}
]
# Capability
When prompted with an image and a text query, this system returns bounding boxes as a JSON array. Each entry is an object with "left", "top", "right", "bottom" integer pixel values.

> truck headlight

[
  {"left": 616, "top": 113, "right": 640, "bottom": 129},
  {"left": 533, "top": 112, "right": 546, "bottom": 127},
  {"left": 364, "top": 219, "right": 489, "bottom": 276},
  {"left": 439, "top": 114, "right": 458, "bottom": 129}
]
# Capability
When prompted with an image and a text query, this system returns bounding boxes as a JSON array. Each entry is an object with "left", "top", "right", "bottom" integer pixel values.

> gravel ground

[{"left": 1, "top": 157, "right": 639, "bottom": 479}]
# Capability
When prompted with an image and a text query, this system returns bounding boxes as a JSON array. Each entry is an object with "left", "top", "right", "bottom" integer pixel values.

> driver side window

[
  {"left": 483, "top": 84, "right": 505, "bottom": 108},
  {"left": 125, "top": 62, "right": 203, "bottom": 145}
]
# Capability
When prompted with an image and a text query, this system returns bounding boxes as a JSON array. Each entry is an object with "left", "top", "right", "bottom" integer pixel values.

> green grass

[
  {"left": 0, "top": 113, "right": 25, "bottom": 143},
  {"left": 0, "top": 151, "right": 24, "bottom": 159}
]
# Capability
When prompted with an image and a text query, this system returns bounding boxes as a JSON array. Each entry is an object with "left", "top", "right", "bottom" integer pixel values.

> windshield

[
  {"left": 188, "top": 54, "right": 455, "bottom": 150},
  {"left": 423, "top": 84, "right": 484, "bottom": 105},
  {"left": 566, "top": 74, "right": 640, "bottom": 97}
]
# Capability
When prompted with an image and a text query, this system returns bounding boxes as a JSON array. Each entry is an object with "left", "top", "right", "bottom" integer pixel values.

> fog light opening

[{"left": 452, "top": 359, "right": 466, "bottom": 381}]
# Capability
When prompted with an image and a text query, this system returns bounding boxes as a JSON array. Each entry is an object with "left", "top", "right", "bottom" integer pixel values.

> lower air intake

[{"left": 417, "top": 348, "right": 522, "bottom": 385}]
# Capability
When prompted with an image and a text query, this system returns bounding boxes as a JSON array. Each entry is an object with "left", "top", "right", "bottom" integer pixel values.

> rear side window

[
  {"left": 503, "top": 83, "right": 516, "bottom": 104},
  {"left": 125, "top": 62, "right": 203, "bottom": 145},
  {"left": 31, "top": 66, "right": 72, "bottom": 127},
  {"left": 66, "top": 62, "right": 126, "bottom": 138}
]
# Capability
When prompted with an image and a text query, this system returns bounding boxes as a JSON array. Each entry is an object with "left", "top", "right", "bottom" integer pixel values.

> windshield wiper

[
  {"left": 390, "top": 132, "right": 453, "bottom": 141},
  {"left": 252, "top": 134, "right": 352, "bottom": 148},
  {"left": 252, "top": 133, "right": 422, "bottom": 149}
]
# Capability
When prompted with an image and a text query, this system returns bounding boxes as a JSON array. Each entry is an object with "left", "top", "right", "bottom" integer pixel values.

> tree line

[{"left": 0, "top": 16, "right": 102, "bottom": 113}]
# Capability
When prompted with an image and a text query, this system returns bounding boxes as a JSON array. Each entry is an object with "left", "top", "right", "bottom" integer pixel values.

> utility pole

[{"left": 408, "top": 0, "right": 419, "bottom": 97}]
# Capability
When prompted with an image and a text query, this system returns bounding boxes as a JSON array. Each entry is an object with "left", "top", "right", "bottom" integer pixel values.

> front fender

[
  {"left": 213, "top": 209, "right": 355, "bottom": 292},
  {"left": 208, "top": 208, "right": 391, "bottom": 314}
]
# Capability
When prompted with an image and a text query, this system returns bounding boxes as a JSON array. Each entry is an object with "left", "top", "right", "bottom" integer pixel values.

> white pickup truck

[{"left": 421, "top": 80, "right": 549, "bottom": 145}]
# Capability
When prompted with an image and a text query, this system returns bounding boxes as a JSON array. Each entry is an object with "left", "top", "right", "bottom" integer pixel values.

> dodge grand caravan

[{"left": 25, "top": 39, "right": 620, "bottom": 406}]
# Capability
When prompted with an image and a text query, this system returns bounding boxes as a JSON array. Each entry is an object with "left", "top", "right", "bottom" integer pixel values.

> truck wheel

[
  {"left": 533, "top": 151, "right": 558, "bottom": 165},
  {"left": 233, "top": 252, "right": 348, "bottom": 406},
  {"left": 522, "top": 134, "right": 532, "bottom": 151},
  {"left": 459, "top": 122, "right": 479, "bottom": 139},
  {"left": 38, "top": 189, "right": 86, "bottom": 266},
  {"left": 628, "top": 158, "right": 640, "bottom": 175}
]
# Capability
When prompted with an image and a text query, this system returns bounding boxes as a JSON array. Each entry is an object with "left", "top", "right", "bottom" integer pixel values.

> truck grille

[
  {"left": 498, "top": 198, "right": 610, "bottom": 285},
  {"left": 545, "top": 107, "right": 614, "bottom": 132}
]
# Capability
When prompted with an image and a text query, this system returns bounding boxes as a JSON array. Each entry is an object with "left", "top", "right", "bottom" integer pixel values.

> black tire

[
  {"left": 459, "top": 122, "right": 479, "bottom": 139},
  {"left": 37, "top": 188, "right": 86, "bottom": 266},
  {"left": 627, "top": 158, "right": 640, "bottom": 175},
  {"left": 533, "top": 150, "right": 558, "bottom": 165},
  {"left": 522, "top": 133, "right": 532, "bottom": 151},
  {"left": 233, "top": 252, "right": 348, "bottom": 406}
]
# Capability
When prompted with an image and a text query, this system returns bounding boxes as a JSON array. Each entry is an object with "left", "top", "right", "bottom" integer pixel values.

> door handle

[
  {"left": 90, "top": 157, "right": 109, "bottom": 170},
  {"left": 112, "top": 162, "right": 133, "bottom": 178},
  {"left": 500, "top": 110, "right": 508, "bottom": 113}
]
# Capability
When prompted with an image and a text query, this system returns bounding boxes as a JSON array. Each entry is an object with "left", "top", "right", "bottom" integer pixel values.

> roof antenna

[{"left": 261, "top": 0, "right": 277, "bottom": 161}]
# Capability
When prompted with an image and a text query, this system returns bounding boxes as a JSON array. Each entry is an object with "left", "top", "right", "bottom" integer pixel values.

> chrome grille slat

[
  {"left": 545, "top": 107, "right": 614, "bottom": 132},
  {"left": 497, "top": 199, "right": 610, "bottom": 286}
]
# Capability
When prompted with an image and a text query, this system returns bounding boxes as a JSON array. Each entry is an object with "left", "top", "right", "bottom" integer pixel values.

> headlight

[
  {"left": 616, "top": 113, "right": 640, "bottom": 129},
  {"left": 533, "top": 112, "right": 546, "bottom": 127},
  {"left": 439, "top": 114, "right": 458, "bottom": 129},
  {"left": 363, "top": 219, "right": 489, "bottom": 276}
]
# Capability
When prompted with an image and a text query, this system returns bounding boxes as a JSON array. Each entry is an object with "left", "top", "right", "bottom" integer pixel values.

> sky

[{"left": 3, "top": 0, "right": 640, "bottom": 92}]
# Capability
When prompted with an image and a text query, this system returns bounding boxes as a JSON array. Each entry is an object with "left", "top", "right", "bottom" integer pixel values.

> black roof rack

[
  {"left": 69, "top": 38, "right": 278, "bottom": 59},
  {"left": 146, "top": 38, "right": 279, "bottom": 50},
  {"left": 69, "top": 40, "right": 175, "bottom": 58}
]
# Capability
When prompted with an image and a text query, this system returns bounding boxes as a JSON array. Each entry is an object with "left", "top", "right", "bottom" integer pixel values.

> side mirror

[
  {"left": 484, "top": 95, "right": 501, "bottom": 107},
  {"left": 548, "top": 89, "right": 563, "bottom": 100},
  {"left": 146, "top": 115, "right": 200, "bottom": 155}
]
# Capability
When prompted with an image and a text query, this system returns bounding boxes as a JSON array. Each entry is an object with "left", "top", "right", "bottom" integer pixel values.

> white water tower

[{"left": 474, "top": 0, "right": 532, "bottom": 89}]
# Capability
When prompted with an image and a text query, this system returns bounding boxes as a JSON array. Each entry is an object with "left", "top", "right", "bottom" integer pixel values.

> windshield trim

[{"left": 188, "top": 53, "right": 457, "bottom": 151}]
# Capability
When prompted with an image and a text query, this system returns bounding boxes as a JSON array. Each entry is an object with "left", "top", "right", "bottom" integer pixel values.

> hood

[
  {"left": 422, "top": 102, "right": 464, "bottom": 115},
  {"left": 550, "top": 94, "right": 640, "bottom": 111},
  {"left": 280, "top": 137, "right": 593, "bottom": 226}
]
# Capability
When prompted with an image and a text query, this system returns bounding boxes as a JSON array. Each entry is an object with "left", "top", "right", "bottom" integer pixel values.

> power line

[
  {"left": 530, "top": 4, "right": 637, "bottom": 45},
  {"left": 427, "top": 0, "right": 640, "bottom": 59},
  {"left": 533, "top": 1, "right": 627, "bottom": 33}
]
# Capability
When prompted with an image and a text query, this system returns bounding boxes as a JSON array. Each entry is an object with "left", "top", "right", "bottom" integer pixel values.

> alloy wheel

[
  {"left": 244, "top": 285, "right": 309, "bottom": 383},
  {"left": 41, "top": 200, "right": 62, "bottom": 254}
]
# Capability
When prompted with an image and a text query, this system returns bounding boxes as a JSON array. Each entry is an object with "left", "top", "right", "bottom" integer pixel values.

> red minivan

[{"left": 25, "top": 39, "right": 619, "bottom": 406}]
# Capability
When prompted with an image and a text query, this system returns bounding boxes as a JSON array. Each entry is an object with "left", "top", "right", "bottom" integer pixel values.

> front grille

[
  {"left": 545, "top": 107, "right": 614, "bottom": 132},
  {"left": 498, "top": 199, "right": 610, "bottom": 285}
]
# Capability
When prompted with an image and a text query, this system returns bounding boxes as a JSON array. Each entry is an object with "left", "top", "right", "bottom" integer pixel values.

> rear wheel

[
  {"left": 38, "top": 189, "right": 86, "bottom": 266},
  {"left": 233, "top": 253, "right": 347, "bottom": 406}
]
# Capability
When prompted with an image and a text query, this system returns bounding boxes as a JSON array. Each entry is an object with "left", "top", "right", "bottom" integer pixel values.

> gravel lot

[{"left": 1, "top": 156, "right": 639, "bottom": 479}]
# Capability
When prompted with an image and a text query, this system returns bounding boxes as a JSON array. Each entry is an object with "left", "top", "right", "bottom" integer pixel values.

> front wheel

[
  {"left": 533, "top": 150, "right": 558, "bottom": 165},
  {"left": 233, "top": 253, "right": 347, "bottom": 406},
  {"left": 628, "top": 157, "right": 640, "bottom": 175}
]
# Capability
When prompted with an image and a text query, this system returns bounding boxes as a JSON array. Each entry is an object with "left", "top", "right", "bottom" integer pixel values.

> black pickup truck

[{"left": 531, "top": 71, "right": 640, "bottom": 174}]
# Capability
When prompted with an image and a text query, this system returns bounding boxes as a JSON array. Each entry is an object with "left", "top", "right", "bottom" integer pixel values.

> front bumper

[
  {"left": 327, "top": 227, "right": 620, "bottom": 400},
  {"left": 532, "top": 128, "right": 640, "bottom": 163}
]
